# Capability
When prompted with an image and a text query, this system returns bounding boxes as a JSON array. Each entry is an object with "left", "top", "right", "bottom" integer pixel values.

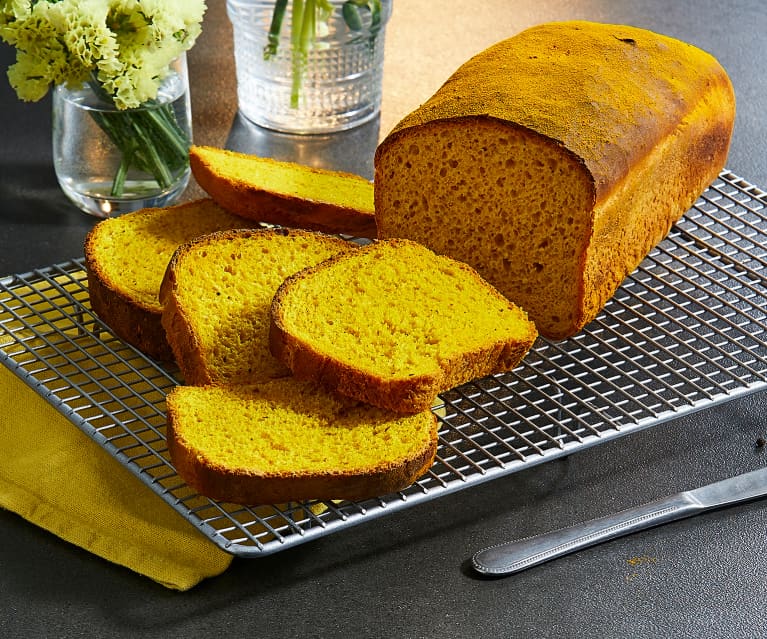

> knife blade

[{"left": 471, "top": 465, "right": 767, "bottom": 577}]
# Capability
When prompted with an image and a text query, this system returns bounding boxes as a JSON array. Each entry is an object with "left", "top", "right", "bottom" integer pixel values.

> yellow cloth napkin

[{"left": 0, "top": 363, "right": 233, "bottom": 590}]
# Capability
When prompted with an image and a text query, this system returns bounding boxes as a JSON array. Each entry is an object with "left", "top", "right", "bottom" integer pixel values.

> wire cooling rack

[{"left": 1, "top": 170, "right": 766, "bottom": 557}]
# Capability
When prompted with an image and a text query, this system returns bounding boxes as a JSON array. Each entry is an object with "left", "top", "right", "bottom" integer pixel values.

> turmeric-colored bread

[
  {"left": 374, "top": 21, "right": 736, "bottom": 339},
  {"left": 270, "top": 238, "right": 538, "bottom": 413},
  {"left": 84, "top": 199, "right": 256, "bottom": 360},
  {"left": 190, "top": 145, "right": 377, "bottom": 238},
  {"left": 165, "top": 380, "right": 439, "bottom": 504},
  {"left": 160, "top": 227, "right": 354, "bottom": 385}
]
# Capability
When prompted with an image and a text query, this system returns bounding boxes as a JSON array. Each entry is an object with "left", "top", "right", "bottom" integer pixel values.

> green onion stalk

[
  {"left": 87, "top": 75, "right": 190, "bottom": 197},
  {"left": 264, "top": 0, "right": 383, "bottom": 110}
]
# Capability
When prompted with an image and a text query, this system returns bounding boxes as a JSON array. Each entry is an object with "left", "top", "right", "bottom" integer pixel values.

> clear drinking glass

[
  {"left": 227, "top": 0, "right": 391, "bottom": 134},
  {"left": 52, "top": 55, "right": 192, "bottom": 218}
]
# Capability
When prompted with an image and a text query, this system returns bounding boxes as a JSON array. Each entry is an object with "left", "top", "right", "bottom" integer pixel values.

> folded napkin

[{"left": 0, "top": 361, "right": 233, "bottom": 590}]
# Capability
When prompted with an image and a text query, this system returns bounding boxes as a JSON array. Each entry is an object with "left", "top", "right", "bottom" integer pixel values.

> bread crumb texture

[
  {"left": 165, "top": 228, "right": 353, "bottom": 384},
  {"left": 277, "top": 239, "right": 535, "bottom": 378},
  {"left": 377, "top": 119, "right": 592, "bottom": 339},
  {"left": 86, "top": 199, "right": 250, "bottom": 311},
  {"left": 168, "top": 381, "right": 435, "bottom": 474},
  {"left": 192, "top": 145, "right": 374, "bottom": 212}
]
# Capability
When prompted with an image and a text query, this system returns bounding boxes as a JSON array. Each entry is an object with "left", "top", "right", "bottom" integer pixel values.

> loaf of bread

[
  {"left": 190, "top": 145, "right": 377, "bottom": 238},
  {"left": 160, "top": 227, "right": 354, "bottom": 385},
  {"left": 374, "top": 21, "right": 736, "bottom": 339},
  {"left": 165, "top": 380, "right": 439, "bottom": 504},
  {"left": 84, "top": 199, "right": 256, "bottom": 361},
  {"left": 270, "top": 238, "right": 538, "bottom": 413}
]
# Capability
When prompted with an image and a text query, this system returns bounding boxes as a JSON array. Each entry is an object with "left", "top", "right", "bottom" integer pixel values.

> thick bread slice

[
  {"left": 166, "top": 380, "right": 439, "bottom": 504},
  {"left": 160, "top": 227, "right": 354, "bottom": 385},
  {"left": 190, "top": 145, "right": 377, "bottom": 238},
  {"left": 374, "top": 21, "right": 735, "bottom": 339},
  {"left": 84, "top": 199, "right": 256, "bottom": 361},
  {"left": 270, "top": 238, "right": 538, "bottom": 413}
]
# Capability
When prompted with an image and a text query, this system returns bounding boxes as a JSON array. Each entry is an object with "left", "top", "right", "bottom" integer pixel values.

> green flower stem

[
  {"left": 264, "top": 0, "right": 382, "bottom": 110},
  {"left": 86, "top": 80, "right": 189, "bottom": 197},
  {"left": 290, "top": 0, "right": 309, "bottom": 109},
  {"left": 129, "top": 115, "right": 173, "bottom": 188},
  {"left": 144, "top": 106, "right": 189, "bottom": 160},
  {"left": 265, "top": 0, "right": 289, "bottom": 58},
  {"left": 112, "top": 146, "right": 134, "bottom": 196}
]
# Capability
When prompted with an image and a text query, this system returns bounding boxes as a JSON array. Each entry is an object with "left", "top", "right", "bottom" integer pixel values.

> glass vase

[
  {"left": 52, "top": 55, "right": 192, "bottom": 218},
  {"left": 226, "top": 0, "right": 391, "bottom": 134}
]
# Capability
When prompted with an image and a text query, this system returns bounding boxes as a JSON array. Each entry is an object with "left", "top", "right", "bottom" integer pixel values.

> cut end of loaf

[{"left": 375, "top": 119, "right": 594, "bottom": 339}]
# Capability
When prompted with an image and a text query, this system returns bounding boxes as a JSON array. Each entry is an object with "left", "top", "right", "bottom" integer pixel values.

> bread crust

[
  {"left": 85, "top": 260, "right": 174, "bottom": 361},
  {"left": 158, "top": 259, "right": 209, "bottom": 383},
  {"left": 190, "top": 145, "right": 378, "bottom": 239},
  {"left": 167, "top": 421, "right": 438, "bottom": 504},
  {"left": 166, "top": 385, "right": 439, "bottom": 504},
  {"left": 269, "top": 239, "right": 538, "bottom": 413},
  {"left": 379, "top": 21, "right": 734, "bottom": 206}
]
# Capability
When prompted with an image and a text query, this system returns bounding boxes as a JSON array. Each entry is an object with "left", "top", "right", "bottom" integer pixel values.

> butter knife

[{"left": 472, "top": 466, "right": 767, "bottom": 577}]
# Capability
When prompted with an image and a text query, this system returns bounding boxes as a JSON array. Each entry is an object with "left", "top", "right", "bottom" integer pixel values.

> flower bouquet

[{"left": 0, "top": 0, "right": 206, "bottom": 213}]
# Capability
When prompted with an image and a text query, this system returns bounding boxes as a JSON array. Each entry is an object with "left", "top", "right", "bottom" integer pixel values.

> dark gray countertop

[{"left": 2, "top": 2, "right": 767, "bottom": 637}]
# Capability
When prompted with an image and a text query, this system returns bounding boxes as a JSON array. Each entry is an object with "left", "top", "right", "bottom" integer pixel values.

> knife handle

[{"left": 471, "top": 492, "right": 703, "bottom": 576}]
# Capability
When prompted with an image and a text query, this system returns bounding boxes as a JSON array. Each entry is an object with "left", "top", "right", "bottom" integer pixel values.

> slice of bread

[
  {"left": 160, "top": 227, "right": 354, "bottom": 385},
  {"left": 190, "top": 145, "right": 377, "bottom": 238},
  {"left": 84, "top": 199, "right": 256, "bottom": 361},
  {"left": 165, "top": 379, "right": 439, "bottom": 504},
  {"left": 270, "top": 238, "right": 538, "bottom": 413}
]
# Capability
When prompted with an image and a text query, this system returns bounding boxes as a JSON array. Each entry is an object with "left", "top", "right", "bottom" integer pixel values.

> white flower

[{"left": 1, "top": 0, "right": 206, "bottom": 109}]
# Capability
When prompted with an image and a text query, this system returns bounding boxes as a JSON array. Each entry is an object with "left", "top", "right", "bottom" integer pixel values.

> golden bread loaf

[
  {"left": 165, "top": 380, "right": 439, "bottom": 504},
  {"left": 84, "top": 199, "right": 256, "bottom": 360},
  {"left": 374, "top": 21, "right": 736, "bottom": 339},
  {"left": 160, "top": 227, "right": 354, "bottom": 385},
  {"left": 270, "top": 238, "right": 538, "bottom": 413},
  {"left": 190, "top": 145, "right": 377, "bottom": 238}
]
